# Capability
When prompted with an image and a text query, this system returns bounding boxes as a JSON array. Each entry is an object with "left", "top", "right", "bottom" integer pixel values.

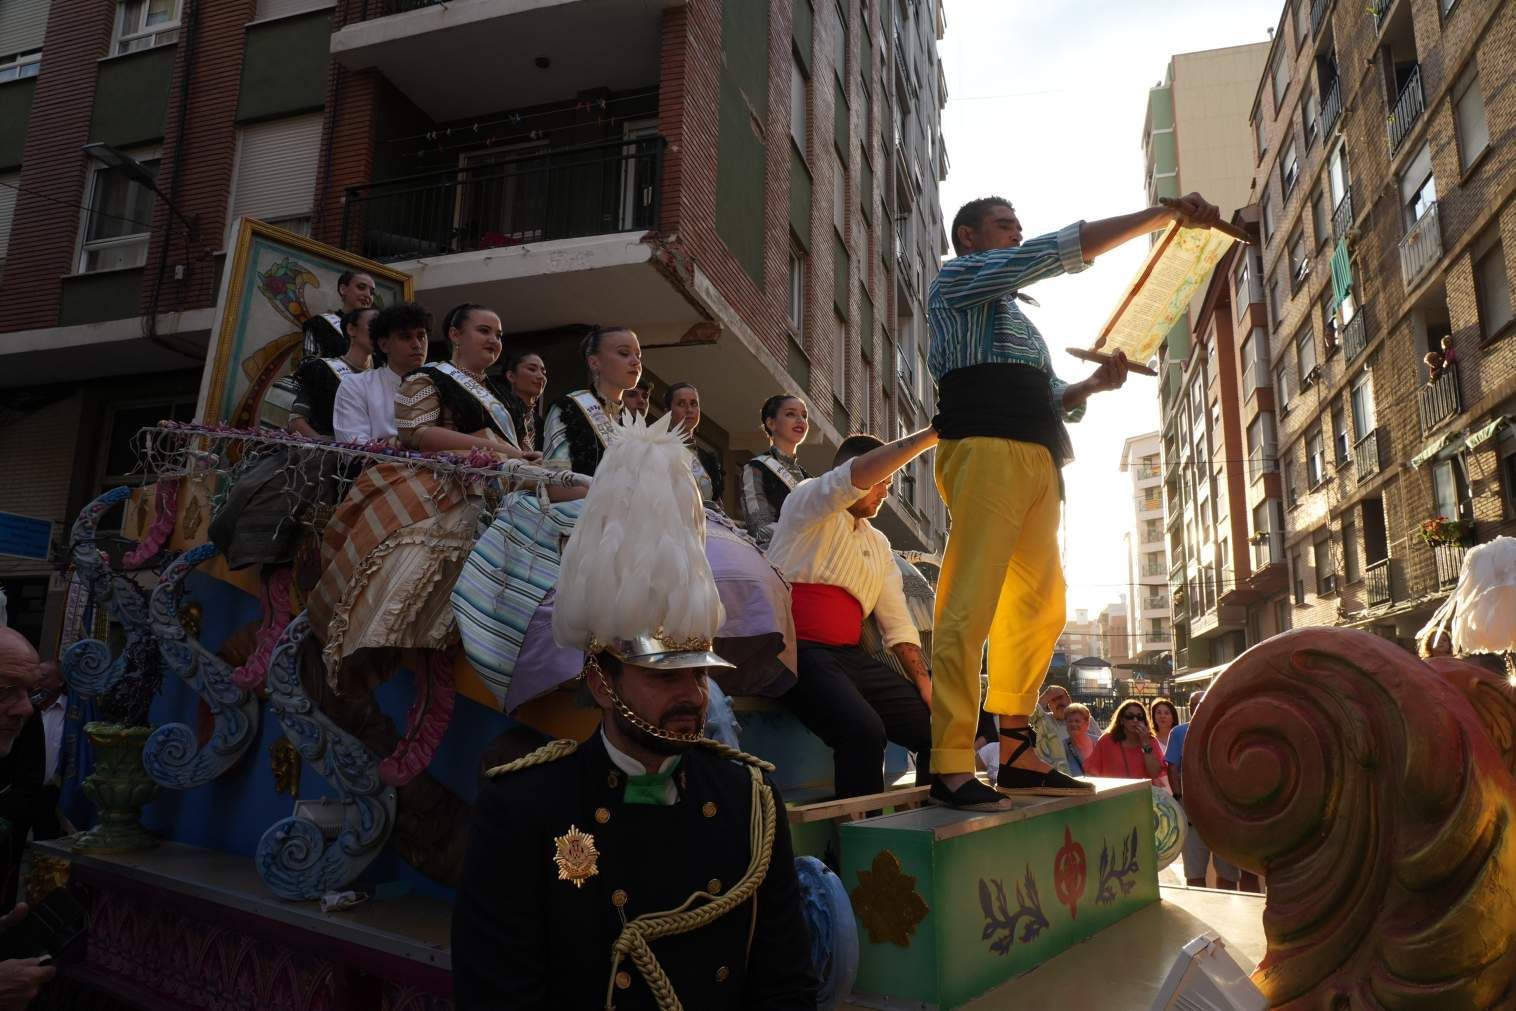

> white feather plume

[
  {"left": 1418, "top": 535, "right": 1516, "bottom": 655},
  {"left": 552, "top": 412, "right": 726, "bottom": 651}
]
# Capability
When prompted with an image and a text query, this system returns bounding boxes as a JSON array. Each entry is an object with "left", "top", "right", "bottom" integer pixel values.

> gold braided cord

[
  {"left": 483, "top": 738, "right": 579, "bottom": 778},
  {"left": 603, "top": 763, "right": 778, "bottom": 1011}
]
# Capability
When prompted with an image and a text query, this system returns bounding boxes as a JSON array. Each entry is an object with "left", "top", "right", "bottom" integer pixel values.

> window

[
  {"left": 227, "top": 113, "right": 322, "bottom": 239},
  {"left": 790, "top": 58, "right": 809, "bottom": 151},
  {"left": 0, "top": 172, "right": 16, "bottom": 271},
  {"left": 787, "top": 248, "right": 806, "bottom": 336},
  {"left": 1431, "top": 458, "right": 1469, "bottom": 520},
  {"left": 1453, "top": 65, "right": 1490, "bottom": 171},
  {"left": 1234, "top": 257, "right": 1251, "bottom": 315},
  {"left": 833, "top": 157, "right": 846, "bottom": 234},
  {"left": 1261, "top": 197, "right": 1274, "bottom": 246},
  {"left": 1281, "top": 138, "right": 1300, "bottom": 196},
  {"left": 1328, "top": 145, "right": 1348, "bottom": 208},
  {"left": 1314, "top": 537, "right": 1336, "bottom": 595},
  {"left": 1331, "top": 403, "right": 1348, "bottom": 464},
  {"left": 1302, "top": 83, "right": 1318, "bottom": 146},
  {"left": 1297, "top": 326, "right": 1317, "bottom": 382},
  {"left": 833, "top": 0, "right": 848, "bottom": 74},
  {"left": 1271, "top": 47, "right": 1290, "bottom": 112},
  {"left": 1400, "top": 144, "right": 1436, "bottom": 228},
  {"left": 1306, "top": 428, "right": 1326, "bottom": 487},
  {"left": 896, "top": 341, "right": 916, "bottom": 401},
  {"left": 1350, "top": 372, "right": 1376, "bottom": 440},
  {"left": 115, "top": 0, "right": 181, "bottom": 55},
  {"left": 1294, "top": 0, "right": 1309, "bottom": 46},
  {"left": 1343, "top": 518, "right": 1359, "bottom": 582},
  {"left": 1288, "top": 227, "right": 1307, "bottom": 290},
  {"left": 1291, "top": 547, "right": 1305, "bottom": 603},
  {"left": 1274, "top": 597, "right": 1291, "bottom": 632},
  {"left": 79, "top": 153, "right": 160, "bottom": 273},
  {"left": 833, "top": 313, "right": 848, "bottom": 402},
  {"left": 0, "top": 50, "right": 41, "bottom": 83},
  {"left": 1312, "top": 187, "right": 1329, "bottom": 247},
  {"left": 1247, "top": 416, "right": 1277, "bottom": 480},
  {"left": 1253, "top": 111, "right": 1267, "bottom": 161},
  {"left": 1275, "top": 360, "right": 1293, "bottom": 412},
  {"left": 1503, "top": 444, "right": 1516, "bottom": 519},
  {"left": 1284, "top": 449, "right": 1299, "bottom": 505},
  {"left": 1268, "top": 274, "right": 1281, "bottom": 328},
  {"left": 1475, "top": 238, "right": 1513, "bottom": 340}
]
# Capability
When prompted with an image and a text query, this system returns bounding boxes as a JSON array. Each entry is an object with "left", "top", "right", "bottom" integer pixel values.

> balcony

[
  {"left": 1418, "top": 362, "right": 1461, "bottom": 434},
  {"left": 1434, "top": 539, "right": 1468, "bottom": 590},
  {"left": 1332, "top": 187, "right": 1354, "bottom": 239},
  {"left": 1247, "top": 446, "right": 1278, "bottom": 483},
  {"left": 1250, "top": 530, "right": 1284, "bottom": 572},
  {"left": 1370, "top": 0, "right": 1393, "bottom": 29},
  {"left": 1366, "top": 557, "right": 1392, "bottom": 606},
  {"left": 1342, "top": 309, "right": 1367, "bottom": 361},
  {"left": 1320, "top": 77, "right": 1342, "bottom": 137},
  {"left": 1353, "top": 428, "right": 1384, "bottom": 481},
  {"left": 1388, "top": 66, "right": 1424, "bottom": 154},
  {"left": 1399, "top": 202, "right": 1443, "bottom": 290},
  {"left": 342, "top": 138, "right": 662, "bottom": 263},
  {"left": 331, "top": 0, "right": 662, "bottom": 120}
]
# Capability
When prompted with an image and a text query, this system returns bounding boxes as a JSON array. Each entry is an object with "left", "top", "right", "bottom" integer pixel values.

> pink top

[{"left": 1086, "top": 733, "right": 1169, "bottom": 783}]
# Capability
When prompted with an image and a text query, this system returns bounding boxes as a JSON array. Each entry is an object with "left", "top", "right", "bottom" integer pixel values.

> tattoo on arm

[{"left": 891, "top": 643, "right": 930, "bottom": 682}]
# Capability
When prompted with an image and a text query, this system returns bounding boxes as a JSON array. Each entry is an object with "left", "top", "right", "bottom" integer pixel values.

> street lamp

[{"left": 82, "top": 142, "right": 196, "bottom": 237}]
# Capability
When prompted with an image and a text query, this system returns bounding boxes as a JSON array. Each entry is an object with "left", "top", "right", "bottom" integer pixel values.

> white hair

[{"left": 552, "top": 412, "right": 725, "bottom": 650}]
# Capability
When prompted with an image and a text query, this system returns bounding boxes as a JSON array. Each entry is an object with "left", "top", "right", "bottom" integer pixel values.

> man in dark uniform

[{"left": 451, "top": 414, "right": 817, "bottom": 1011}]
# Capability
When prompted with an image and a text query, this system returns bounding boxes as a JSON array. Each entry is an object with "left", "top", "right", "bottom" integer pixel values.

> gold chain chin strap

[
  {"left": 590, "top": 656, "right": 706, "bottom": 747},
  {"left": 602, "top": 746, "right": 777, "bottom": 1011}
]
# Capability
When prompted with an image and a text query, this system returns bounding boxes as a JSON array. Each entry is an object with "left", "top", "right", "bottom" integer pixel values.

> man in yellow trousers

[{"left": 926, "top": 193, "right": 1218, "bottom": 810}]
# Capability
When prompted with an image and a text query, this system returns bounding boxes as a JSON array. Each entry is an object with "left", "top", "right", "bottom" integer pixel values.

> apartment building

[
  {"left": 0, "top": 0, "right": 952, "bottom": 647},
  {"left": 1096, "top": 599, "right": 1132, "bottom": 670},
  {"left": 1119, "top": 433, "right": 1172, "bottom": 666},
  {"left": 1247, "top": 0, "right": 1513, "bottom": 649},
  {"left": 1057, "top": 608, "right": 1100, "bottom": 662}
]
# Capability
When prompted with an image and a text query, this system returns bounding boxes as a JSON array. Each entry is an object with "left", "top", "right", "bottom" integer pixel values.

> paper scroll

[{"left": 1091, "top": 222, "right": 1236, "bottom": 364}]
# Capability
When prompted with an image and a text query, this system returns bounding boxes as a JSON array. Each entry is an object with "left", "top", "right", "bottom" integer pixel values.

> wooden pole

[{"left": 1066, "top": 348, "right": 1158, "bottom": 377}]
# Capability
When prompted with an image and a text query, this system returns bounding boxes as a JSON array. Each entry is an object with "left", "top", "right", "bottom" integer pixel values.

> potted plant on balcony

[{"left": 1417, "top": 515, "right": 1473, "bottom": 548}]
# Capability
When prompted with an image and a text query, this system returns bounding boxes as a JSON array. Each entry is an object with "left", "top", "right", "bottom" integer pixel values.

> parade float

[{"left": 32, "top": 218, "right": 1516, "bottom": 1011}]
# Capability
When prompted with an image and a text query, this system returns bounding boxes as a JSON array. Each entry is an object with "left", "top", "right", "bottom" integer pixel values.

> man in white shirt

[
  {"left": 332, "top": 303, "right": 431, "bottom": 443},
  {"left": 768, "top": 428, "right": 938, "bottom": 800}
]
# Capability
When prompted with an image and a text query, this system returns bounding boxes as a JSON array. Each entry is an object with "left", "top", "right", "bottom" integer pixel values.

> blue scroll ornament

[
  {"left": 61, "top": 486, "right": 151, "bottom": 696},
  {"left": 142, "top": 542, "right": 261, "bottom": 790},
  {"left": 256, "top": 614, "right": 396, "bottom": 901},
  {"left": 795, "top": 856, "right": 860, "bottom": 1011}
]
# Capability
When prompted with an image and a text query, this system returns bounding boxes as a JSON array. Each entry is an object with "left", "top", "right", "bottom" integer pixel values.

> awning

[
  {"left": 1174, "top": 662, "right": 1228, "bottom": 685},
  {"left": 1468, "top": 415, "right": 1512, "bottom": 450},
  {"left": 1409, "top": 427, "right": 1469, "bottom": 468}
]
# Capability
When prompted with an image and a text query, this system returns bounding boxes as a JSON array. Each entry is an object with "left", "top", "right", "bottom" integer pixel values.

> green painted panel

[
  {"left": 787, "top": 334, "right": 810, "bottom": 389},
  {"left": 833, "top": 73, "right": 849, "bottom": 152},
  {"left": 90, "top": 47, "right": 176, "bottom": 148},
  {"left": 716, "top": 71, "right": 767, "bottom": 286},
  {"left": 832, "top": 233, "right": 849, "bottom": 319},
  {"left": 237, "top": 10, "right": 331, "bottom": 123},
  {"left": 1149, "top": 130, "right": 1178, "bottom": 175},
  {"left": 1153, "top": 175, "right": 1181, "bottom": 200},
  {"left": 789, "top": 146, "right": 811, "bottom": 248},
  {"left": 792, "top": 0, "right": 813, "bottom": 74},
  {"left": 860, "top": 289, "right": 873, "bottom": 361},
  {"left": 722, "top": 0, "right": 770, "bottom": 119},
  {"left": 59, "top": 269, "right": 144, "bottom": 326},
  {"left": 1148, "top": 86, "right": 1174, "bottom": 131},
  {"left": 0, "top": 78, "right": 35, "bottom": 171},
  {"left": 842, "top": 787, "right": 1160, "bottom": 1010}
]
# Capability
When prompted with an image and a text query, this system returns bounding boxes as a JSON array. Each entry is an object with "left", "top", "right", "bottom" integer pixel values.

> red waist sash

[{"left": 791, "top": 582, "right": 864, "bottom": 647}]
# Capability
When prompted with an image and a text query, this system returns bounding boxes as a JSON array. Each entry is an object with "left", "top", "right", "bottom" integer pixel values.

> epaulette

[
  {"left": 484, "top": 738, "right": 578, "bottom": 779},
  {"left": 698, "top": 738, "right": 775, "bottom": 774}
]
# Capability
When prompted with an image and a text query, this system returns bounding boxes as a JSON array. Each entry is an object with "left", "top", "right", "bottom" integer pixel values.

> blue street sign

[{"left": 0, "top": 512, "right": 53, "bottom": 561}]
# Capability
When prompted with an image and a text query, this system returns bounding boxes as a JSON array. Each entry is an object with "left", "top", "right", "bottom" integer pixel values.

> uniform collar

[{"left": 600, "top": 728, "right": 680, "bottom": 777}]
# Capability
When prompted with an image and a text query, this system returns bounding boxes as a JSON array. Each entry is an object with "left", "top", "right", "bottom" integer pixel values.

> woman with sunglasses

[{"left": 1085, "top": 699, "right": 1167, "bottom": 783}]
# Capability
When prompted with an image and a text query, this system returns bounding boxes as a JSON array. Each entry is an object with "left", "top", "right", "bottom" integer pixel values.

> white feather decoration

[
  {"left": 552, "top": 412, "right": 726, "bottom": 651},
  {"left": 1418, "top": 536, "right": 1516, "bottom": 656}
]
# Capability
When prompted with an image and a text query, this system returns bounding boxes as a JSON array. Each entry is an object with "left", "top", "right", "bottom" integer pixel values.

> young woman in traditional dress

[
  {"left": 663, "top": 382, "right": 725, "bottom": 509},
  {"left": 739, "top": 395, "right": 811, "bottom": 549},
  {"left": 455, "top": 328, "right": 798, "bottom": 713},
  {"left": 301, "top": 270, "right": 376, "bottom": 360},
  {"left": 501, "top": 350, "right": 548, "bottom": 454}
]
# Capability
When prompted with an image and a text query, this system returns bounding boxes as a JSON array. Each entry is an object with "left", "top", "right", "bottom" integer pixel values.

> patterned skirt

[{"left": 308, "top": 463, "right": 481, "bottom": 689}]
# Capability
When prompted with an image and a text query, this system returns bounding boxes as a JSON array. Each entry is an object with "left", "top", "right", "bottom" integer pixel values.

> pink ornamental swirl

[
  {"left": 123, "top": 481, "right": 179, "bottom": 568},
  {"left": 379, "top": 651, "right": 457, "bottom": 787},
  {"left": 231, "top": 569, "right": 293, "bottom": 692}
]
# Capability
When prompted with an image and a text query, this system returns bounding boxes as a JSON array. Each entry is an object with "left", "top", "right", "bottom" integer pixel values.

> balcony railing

[
  {"left": 360, "top": 0, "right": 448, "bottom": 16},
  {"left": 1388, "top": 66, "right": 1424, "bottom": 153},
  {"left": 1399, "top": 201, "right": 1443, "bottom": 290},
  {"left": 1342, "top": 309, "right": 1367, "bottom": 361},
  {"left": 1354, "top": 427, "right": 1383, "bottom": 481},
  {"left": 340, "top": 138, "right": 664, "bottom": 263},
  {"left": 1434, "top": 539, "right": 1468, "bottom": 590},
  {"left": 1320, "top": 77, "right": 1343, "bottom": 137},
  {"left": 1248, "top": 447, "right": 1278, "bottom": 483},
  {"left": 1332, "top": 187, "right": 1354, "bottom": 239},
  {"left": 1251, "top": 530, "right": 1284, "bottom": 571},
  {"left": 1418, "top": 361, "right": 1461, "bottom": 434},
  {"left": 1370, "top": 0, "right": 1392, "bottom": 28},
  {"left": 1366, "top": 557, "right": 1392, "bottom": 606}
]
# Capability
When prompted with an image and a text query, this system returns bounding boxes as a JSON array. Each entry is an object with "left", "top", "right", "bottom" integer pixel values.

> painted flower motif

[{"left": 851, "top": 850, "right": 929, "bottom": 947}]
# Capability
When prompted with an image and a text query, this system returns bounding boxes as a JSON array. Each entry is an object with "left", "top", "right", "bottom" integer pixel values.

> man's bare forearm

[
  {"left": 1078, "top": 206, "right": 1172, "bottom": 261},
  {"left": 850, "top": 427, "right": 938, "bottom": 490},
  {"left": 891, "top": 642, "right": 930, "bottom": 683}
]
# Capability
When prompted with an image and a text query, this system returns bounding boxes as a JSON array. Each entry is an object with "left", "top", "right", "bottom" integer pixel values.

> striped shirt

[
  {"left": 927, "top": 222, "right": 1091, "bottom": 456},
  {"left": 766, "top": 459, "right": 919, "bottom": 648}
]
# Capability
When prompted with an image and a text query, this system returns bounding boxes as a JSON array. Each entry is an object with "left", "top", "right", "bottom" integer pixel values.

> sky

[{"left": 936, "top": 0, "right": 1283, "bottom": 619}]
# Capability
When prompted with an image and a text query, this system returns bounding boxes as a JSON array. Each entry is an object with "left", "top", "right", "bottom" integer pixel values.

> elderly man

[
  {"left": 1166, "top": 690, "right": 1238, "bottom": 889},
  {"left": 0, "top": 629, "right": 58, "bottom": 1007}
]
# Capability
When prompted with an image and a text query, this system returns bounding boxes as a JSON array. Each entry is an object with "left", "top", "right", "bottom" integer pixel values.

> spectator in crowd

[
  {"left": 623, "top": 377, "right": 653, "bottom": 417},
  {"left": 1063, "top": 702, "right": 1098, "bottom": 776},
  {"left": 1085, "top": 699, "right": 1167, "bottom": 783},
  {"left": 1166, "top": 690, "right": 1240, "bottom": 890}
]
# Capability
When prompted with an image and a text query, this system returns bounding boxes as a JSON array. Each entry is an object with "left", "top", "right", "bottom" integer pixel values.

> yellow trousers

[{"left": 930, "top": 438, "right": 1066, "bottom": 774}]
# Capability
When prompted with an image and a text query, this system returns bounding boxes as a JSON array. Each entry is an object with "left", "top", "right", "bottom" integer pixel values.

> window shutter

[
  {"left": 226, "top": 113, "right": 323, "bottom": 238},
  {"left": 0, "top": 0, "right": 49, "bottom": 56},
  {"left": 0, "top": 175, "right": 17, "bottom": 262},
  {"left": 254, "top": 0, "right": 331, "bottom": 20}
]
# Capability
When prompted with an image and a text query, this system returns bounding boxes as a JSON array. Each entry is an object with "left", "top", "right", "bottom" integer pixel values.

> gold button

[
  {"left": 702, "top": 801, "right": 717, "bottom": 818},
  {"left": 595, "top": 807, "right": 611, "bottom": 824},
  {"left": 707, "top": 878, "right": 722, "bottom": 894},
  {"left": 715, "top": 965, "right": 730, "bottom": 983},
  {"left": 615, "top": 971, "right": 632, "bottom": 989},
  {"left": 612, "top": 889, "right": 628, "bottom": 908},
  {"left": 607, "top": 772, "right": 620, "bottom": 788}
]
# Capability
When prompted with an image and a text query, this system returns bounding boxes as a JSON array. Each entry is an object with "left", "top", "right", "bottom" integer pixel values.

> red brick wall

[
  {"left": 142, "top": 0, "right": 258, "bottom": 316},
  {"left": 0, "top": 1, "right": 115, "bottom": 332},
  {"left": 311, "top": 65, "right": 381, "bottom": 249}
]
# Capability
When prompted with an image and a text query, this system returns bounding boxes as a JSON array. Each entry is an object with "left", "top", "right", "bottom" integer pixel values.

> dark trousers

[{"left": 780, "top": 641, "right": 932, "bottom": 799}]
